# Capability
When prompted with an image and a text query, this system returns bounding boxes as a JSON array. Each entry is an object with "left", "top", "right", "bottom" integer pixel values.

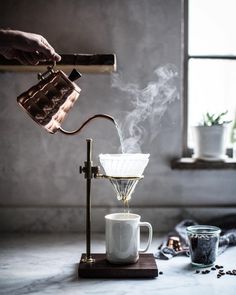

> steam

[{"left": 112, "top": 64, "right": 179, "bottom": 153}]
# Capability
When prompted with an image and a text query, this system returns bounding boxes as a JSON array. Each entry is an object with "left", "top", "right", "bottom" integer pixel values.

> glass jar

[{"left": 186, "top": 225, "right": 221, "bottom": 267}]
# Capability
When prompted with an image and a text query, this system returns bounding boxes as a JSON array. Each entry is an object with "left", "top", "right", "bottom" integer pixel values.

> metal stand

[{"left": 79, "top": 139, "right": 99, "bottom": 263}]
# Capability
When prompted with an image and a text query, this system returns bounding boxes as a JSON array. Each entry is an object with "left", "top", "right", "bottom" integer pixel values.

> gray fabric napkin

[{"left": 154, "top": 214, "right": 236, "bottom": 260}]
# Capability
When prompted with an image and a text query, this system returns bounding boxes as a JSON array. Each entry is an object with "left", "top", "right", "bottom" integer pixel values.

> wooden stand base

[{"left": 78, "top": 253, "right": 158, "bottom": 278}]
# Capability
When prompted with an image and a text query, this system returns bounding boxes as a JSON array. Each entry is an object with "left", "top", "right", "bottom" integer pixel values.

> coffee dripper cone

[{"left": 99, "top": 154, "right": 150, "bottom": 202}]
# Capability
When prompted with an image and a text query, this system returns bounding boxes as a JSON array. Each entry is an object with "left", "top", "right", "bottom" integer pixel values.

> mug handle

[{"left": 138, "top": 222, "right": 153, "bottom": 253}]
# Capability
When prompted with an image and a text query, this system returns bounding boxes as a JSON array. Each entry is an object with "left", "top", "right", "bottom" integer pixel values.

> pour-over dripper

[
  {"left": 107, "top": 176, "right": 141, "bottom": 202},
  {"left": 99, "top": 154, "right": 149, "bottom": 202}
]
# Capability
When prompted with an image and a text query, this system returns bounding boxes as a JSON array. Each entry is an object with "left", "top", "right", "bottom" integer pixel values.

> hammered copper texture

[{"left": 17, "top": 70, "right": 81, "bottom": 133}]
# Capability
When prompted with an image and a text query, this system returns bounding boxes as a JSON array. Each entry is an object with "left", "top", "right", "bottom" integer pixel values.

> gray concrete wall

[{"left": 0, "top": 0, "right": 235, "bottom": 232}]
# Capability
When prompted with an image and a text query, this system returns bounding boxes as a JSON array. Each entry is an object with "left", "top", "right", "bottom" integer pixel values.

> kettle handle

[
  {"left": 38, "top": 65, "right": 55, "bottom": 81},
  {"left": 37, "top": 61, "right": 57, "bottom": 80}
]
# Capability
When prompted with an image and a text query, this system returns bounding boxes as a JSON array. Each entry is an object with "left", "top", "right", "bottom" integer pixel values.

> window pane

[
  {"left": 188, "top": 59, "right": 236, "bottom": 147},
  {"left": 189, "top": 0, "right": 236, "bottom": 55}
]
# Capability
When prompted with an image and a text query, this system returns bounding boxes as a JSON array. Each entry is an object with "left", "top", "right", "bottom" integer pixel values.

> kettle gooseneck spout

[{"left": 58, "top": 114, "right": 117, "bottom": 136}]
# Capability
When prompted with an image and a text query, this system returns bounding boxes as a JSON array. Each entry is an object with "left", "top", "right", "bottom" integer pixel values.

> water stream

[{"left": 123, "top": 199, "right": 130, "bottom": 214}]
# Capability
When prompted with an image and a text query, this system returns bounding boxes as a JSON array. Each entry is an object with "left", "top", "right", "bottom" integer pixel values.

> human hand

[{"left": 0, "top": 29, "right": 61, "bottom": 65}]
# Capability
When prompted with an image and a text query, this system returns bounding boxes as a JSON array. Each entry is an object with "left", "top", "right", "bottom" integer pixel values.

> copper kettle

[{"left": 17, "top": 65, "right": 115, "bottom": 135}]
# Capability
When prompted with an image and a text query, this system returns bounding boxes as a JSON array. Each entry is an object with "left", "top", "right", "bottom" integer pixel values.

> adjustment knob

[{"left": 79, "top": 166, "right": 83, "bottom": 174}]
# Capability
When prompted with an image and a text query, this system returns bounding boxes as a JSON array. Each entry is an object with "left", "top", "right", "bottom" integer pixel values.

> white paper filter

[{"left": 99, "top": 154, "right": 150, "bottom": 177}]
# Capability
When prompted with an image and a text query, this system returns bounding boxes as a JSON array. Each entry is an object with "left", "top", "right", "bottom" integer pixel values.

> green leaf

[{"left": 202, "top": 110, "right": 230, "bottom": 126}]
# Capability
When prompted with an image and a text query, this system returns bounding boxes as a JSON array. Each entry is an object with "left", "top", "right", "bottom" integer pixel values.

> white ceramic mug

[{"left": 105, "top": 213, "right": 153, "bottom": 264}]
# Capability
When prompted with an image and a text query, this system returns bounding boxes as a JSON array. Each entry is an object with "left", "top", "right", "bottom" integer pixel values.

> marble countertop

[{"left": 0, "top": 233, "right": 235, "bottom": 295}]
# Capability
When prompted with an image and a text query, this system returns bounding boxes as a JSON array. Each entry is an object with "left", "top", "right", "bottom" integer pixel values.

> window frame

[{"left": 182, "top": 0, "right": 235, "bottom": 158}]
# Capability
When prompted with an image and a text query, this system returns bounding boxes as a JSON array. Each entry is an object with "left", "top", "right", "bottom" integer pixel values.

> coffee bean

[
  {"left": 189, "top": 235, "right": 218, "bottom": 266},
  {"left": 193, "top": 266, "right": 236, "bottom": 279}
]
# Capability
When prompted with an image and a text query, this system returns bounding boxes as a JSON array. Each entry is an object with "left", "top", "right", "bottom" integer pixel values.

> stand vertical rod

[{"left": 86, "top": 139, "right": 92, "bottom": 260}]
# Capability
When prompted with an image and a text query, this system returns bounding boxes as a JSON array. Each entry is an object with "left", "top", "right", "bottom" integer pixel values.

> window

[{"left": 184, "top": 0, "right": 236, "bottom": 156}]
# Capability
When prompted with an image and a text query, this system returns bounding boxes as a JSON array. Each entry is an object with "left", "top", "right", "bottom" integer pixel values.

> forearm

[{"left": 0, "top": 29, "right": 16, "bottom": 48}]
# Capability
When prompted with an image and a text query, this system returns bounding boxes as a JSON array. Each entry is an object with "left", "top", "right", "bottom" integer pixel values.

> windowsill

[{"left": 171, "top": 157, "right": 236, "bottom": 170}]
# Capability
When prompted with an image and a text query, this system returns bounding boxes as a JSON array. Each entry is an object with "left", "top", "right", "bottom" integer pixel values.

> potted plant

[{"left": 192, "top": 111, "right": 231, "bottom": 161}]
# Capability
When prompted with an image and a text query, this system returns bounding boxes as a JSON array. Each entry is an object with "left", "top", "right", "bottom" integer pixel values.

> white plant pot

[{"left": 192, "top": 125, "right": 227, "bottom": 161}]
